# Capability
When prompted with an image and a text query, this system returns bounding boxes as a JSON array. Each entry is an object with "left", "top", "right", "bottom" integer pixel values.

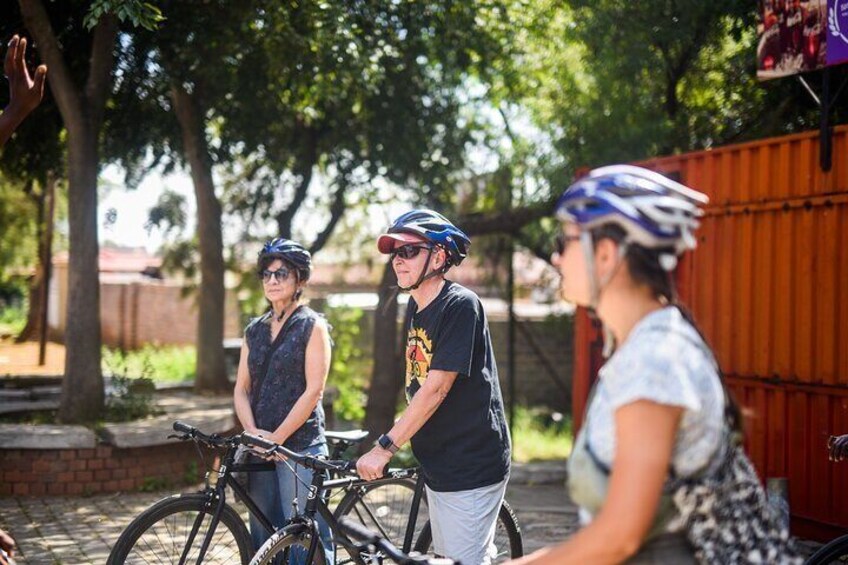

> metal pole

[
  {"left": 508, "top": 237, "right": 516, "bottom": 441},
  {"left": 820, "top": 67, "right": 832, "bottom": 172},
  {"left": 38, "top": 172, "right": 56, "bottom": 366}
]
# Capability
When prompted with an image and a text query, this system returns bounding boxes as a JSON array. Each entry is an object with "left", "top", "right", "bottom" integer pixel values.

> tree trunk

[
  {"left": 17, "top": 181, "right": 46, "bottom": 343},
  {"left": 170, "top": 84, "right": 229, "bottom": 393},
  {"left": 20, "top": 1, "right": 117, "bottom": 422},
  {"left": 362, "top": 262, "right": 404, "bottom": 446},
  {"left": 59, "top": 131, "right": 104, "bottom": 422}
]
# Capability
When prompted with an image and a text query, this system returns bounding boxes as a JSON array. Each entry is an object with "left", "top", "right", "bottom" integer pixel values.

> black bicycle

[
  {"left": 107, "top": 422, "right": 522, "bottom": 564},
  {"left": 107, "top": 422, "right": 387, "bottom": 564},
  {"left": 107, "top": 422, "right": 278, "bottom": 564},
  {"left": 805, "top": 534, "right": 848, "bottom": 564},
  {"left": 246, "top": 432, "right": 523, "bottom": 565}
]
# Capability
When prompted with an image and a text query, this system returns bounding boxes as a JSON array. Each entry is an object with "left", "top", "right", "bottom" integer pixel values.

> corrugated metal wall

[{"left": 572, "top": 125, "right": 848, "bottom": 540}]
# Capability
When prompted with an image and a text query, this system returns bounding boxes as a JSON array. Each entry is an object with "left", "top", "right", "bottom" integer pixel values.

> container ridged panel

[{"left": 646, "top": 126, "right": 847, "bottom": 540}]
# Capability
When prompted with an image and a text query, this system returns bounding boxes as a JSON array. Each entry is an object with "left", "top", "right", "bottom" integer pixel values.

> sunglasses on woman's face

[
  {"left": 390, "top": 244, "right": 432, "bottom": 261},
  {"left": 554, "top": 232, "right": 581, "bottom": 255},
  {"left": 260, "top": 267, "right": 291, "bottom": 283}
]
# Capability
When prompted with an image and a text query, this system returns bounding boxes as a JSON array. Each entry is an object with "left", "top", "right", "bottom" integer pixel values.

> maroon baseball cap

[{"left": 377, "top": 231, "right": 428, "bottom": 254}]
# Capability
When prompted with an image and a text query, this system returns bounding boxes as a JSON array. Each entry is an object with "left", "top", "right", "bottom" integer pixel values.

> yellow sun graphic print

[{"left": 405, "top": 327, "right": 433, "bottom": 402}]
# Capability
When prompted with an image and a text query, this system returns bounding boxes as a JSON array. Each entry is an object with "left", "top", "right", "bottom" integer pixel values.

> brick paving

[{"left": 0, "top": 481, "right": 577, "bottom": 564}]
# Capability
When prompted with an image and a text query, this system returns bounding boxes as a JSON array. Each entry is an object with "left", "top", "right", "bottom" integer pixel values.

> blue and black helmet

[
  {"left": 378, "top": 209, "right": 471, "bottom": 268},
  {"left": 258, "top": 238, "right": 312, "bottom": 282},
  {"left": 555, "top": 165, "right": 708, "bottom": 255}
]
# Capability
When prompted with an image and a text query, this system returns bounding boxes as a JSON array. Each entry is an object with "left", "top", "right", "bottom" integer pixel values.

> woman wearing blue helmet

[
  {"left": 514, "top": 166, "right": 799, "bottom": 564},
  {"left": 233, "top": 238, "right": 334, "bottom": 564},
  {"left": 358, "top": 209, "right": 511, "bottom": 565}
]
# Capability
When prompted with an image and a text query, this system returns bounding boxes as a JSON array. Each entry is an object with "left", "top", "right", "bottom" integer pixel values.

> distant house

[{"left": 49, "top": 247, "right": 241, "bottom": 349}]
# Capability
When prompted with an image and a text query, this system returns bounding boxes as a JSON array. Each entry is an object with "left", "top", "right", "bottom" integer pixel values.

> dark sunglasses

[
  {"left": 554, "top": 232, "right": 581, "bottom": 255},
  {"left": 390, "top": 244, "right": 432, "bottom": 261},
  {"left": 260, "top": 267, "right": 291, "bottom": 283}
]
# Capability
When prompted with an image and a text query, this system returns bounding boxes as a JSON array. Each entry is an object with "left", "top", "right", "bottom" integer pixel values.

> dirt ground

[{"left": 0, "top": 339, "right": 65, "bottom": 377}]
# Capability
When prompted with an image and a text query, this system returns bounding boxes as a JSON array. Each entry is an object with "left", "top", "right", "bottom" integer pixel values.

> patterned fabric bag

[{"left": 671, "top": 432, "right": 803, "bottom": 564}]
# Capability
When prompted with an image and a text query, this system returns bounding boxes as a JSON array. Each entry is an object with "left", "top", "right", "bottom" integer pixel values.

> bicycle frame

[
  {"left": 276, "top": 467, "right": 423, "bottom": 565},
  {"left": 189, "top": 444, "right": 279, "bottom": 562}
]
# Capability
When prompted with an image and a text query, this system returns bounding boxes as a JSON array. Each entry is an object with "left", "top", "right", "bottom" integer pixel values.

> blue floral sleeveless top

[{"left": 245, "top": 305, "right": 326, "bottom": 450}]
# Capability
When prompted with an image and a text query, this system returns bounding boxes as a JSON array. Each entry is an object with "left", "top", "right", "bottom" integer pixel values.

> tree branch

[
  {"left": 456, "top": 199, "right": 555, "bottom": 237},
  {"left": 84, "top": 14, "right": 119, "bottom": 131},
  {"left": 18, "top": 0, "right": 84, "bottom": 135},
  {"left": 309, "top": 180, "right": 347, "bottom": 254},
  {"left": 276, "top": 127, "right": 318, "bottom": 238}
]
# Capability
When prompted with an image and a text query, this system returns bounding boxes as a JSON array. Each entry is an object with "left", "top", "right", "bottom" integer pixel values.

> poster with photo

[{"left": 757, "top": 0, "right": 829, "bottom": 79}]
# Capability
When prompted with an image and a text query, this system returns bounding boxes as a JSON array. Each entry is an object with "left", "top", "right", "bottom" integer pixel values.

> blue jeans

[{"left": 248, "top": 443, "right": 334, "bottom": 564}]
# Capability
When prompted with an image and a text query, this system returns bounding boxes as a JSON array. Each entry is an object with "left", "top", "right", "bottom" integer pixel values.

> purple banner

[{"left": 828, "top": 0, "right": 848, "bottom": 65}]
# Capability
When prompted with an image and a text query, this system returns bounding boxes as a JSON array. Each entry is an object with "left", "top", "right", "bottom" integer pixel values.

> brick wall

[
  {"left": 99, "top": 282, "right": 241, "bottom": 349},
  {"left": 0, "top": 441, "right": 218, "bottom": 497}
]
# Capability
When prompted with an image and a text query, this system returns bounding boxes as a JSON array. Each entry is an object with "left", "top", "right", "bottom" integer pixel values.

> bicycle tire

[
  {"left": 414, "top": 499, "right": 524, "bottom": 563},
  {"left": 107, "top": 493, "right": 253, "bottom": 565},
  {"left": 805, "top": 533, "right": 848, "bottom": 565},
  {"left": 251, "top": 523, "right": 328, "bottom": 565},
  {"left": 334, "top": 478, "right": 428, "bottom": 558}
]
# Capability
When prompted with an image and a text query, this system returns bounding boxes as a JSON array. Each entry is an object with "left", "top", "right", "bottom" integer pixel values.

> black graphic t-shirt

[{"left": 404, "top": 281, "right": 511, "bottom": 492}]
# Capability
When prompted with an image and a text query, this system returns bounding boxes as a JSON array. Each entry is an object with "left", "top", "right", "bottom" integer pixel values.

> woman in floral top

[{"left": 233, "top": 238, "right": 333, "bottom": 564}]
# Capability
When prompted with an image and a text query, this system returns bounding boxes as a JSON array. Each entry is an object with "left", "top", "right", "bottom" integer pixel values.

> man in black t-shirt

[{"left": 357, "top": 210, "right": 511, "bottom": 565}]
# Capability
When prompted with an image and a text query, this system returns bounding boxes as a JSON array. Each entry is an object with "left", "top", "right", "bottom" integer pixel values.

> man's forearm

[{"left": 387, "top": 385, "right": 447, "bottom": 447}]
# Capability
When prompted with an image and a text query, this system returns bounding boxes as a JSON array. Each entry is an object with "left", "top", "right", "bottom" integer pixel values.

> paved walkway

[{"left": 0, "top": 481, "right": 577, "bottom": 564}]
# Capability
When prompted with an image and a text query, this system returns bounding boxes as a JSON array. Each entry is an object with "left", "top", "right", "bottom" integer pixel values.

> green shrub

[
  {"left": 102, "top": 348, "right": 162, "bottom": 422},
  {"left": 102, "top": 344, "right": 196, "bottom": 384},
  {"left": 323, "top": 306, "right": 371, "bottom": 424},
  {"left": 510, "top": 406, "right": 573, "bottom": 463},
  {"left": 0, "top": 301, "right": 26, "bottom": 336}
]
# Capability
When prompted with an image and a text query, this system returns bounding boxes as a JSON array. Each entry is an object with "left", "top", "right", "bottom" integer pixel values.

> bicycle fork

[{"left": 180, "top": 463, "right": 232, "bottom": 564}]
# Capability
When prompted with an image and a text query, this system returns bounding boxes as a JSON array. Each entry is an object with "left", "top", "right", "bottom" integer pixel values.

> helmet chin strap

[
  {"left": 580, "top": 232, "right": 629, "bottom": 358},
  {"left": 396, "top": 248, "right": 446, "bottom": 292}
]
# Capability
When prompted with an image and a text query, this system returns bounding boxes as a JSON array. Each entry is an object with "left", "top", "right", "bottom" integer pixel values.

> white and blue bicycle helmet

[{"left": 556, "top": 165, "right": 708, "bottom": 259}]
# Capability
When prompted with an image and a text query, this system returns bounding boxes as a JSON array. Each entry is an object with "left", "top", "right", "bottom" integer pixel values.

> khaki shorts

[{"left": 425, "top": 477, "right": 508, "bottom": 565}]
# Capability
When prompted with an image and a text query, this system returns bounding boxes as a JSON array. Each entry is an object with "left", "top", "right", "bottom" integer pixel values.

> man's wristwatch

[{"left": 377, "top": 433, "right": 399, "bottom": 454}]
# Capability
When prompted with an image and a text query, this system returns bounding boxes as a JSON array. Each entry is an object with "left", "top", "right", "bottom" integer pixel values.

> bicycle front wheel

[
  {"left": 251, "top": 523, "right": 327, "bottom": 565},
  {"left": 805, "top": 533, "right": 848, "bottom": 564},
  {"left": 414, "top": 499, "right": 523, "bottom": 563},
  {"left": 107, "top": 493, "right": 252, "bottom": 565}
]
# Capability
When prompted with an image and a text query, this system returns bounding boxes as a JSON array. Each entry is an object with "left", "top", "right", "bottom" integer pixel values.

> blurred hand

[
  {"left": 0, "top": 528, "right": 16, "bottom": 563},
  {"left": 828, "top": 435, "right": 848, "bottom": 461},
  {"left": 252, "top": 429, "right": 288, "bottom": 461},
  {"left": 4, "top": 35, "right": 47, "bottom": 118}
]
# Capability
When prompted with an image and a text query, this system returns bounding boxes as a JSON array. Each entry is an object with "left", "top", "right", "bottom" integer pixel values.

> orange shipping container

[{"left": 572, "top": 125, "right": 848, "bottom": 540}]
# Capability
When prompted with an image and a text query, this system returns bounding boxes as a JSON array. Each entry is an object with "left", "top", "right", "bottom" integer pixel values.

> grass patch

[
  {"left": 511, "top": 406, "right": 573, "bottom": 463},
  {"left": 0, "top": 302, "right": 26, "bottom": 337},
  {"left": 102, "top": 344, "right": 196, "bottom": 384}
]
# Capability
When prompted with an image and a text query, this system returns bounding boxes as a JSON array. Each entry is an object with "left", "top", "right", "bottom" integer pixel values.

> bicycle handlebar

[
  {"left": 240, "top": 431, "right": 356, "bottom": 474},
  {"left": 171, "top": 420, "right": 238, "bottom": 448},
  {"left": 171, "top": 421, "right": 400, "bottom": 479}
]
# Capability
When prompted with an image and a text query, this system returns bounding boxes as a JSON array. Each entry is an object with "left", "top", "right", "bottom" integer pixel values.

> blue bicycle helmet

[
  {"left": 377, "top": 209, "right": 471, "bottom": 268},
  {"left": 556, "top": 165, "right": 708, "bottom": 255},
  {"left": 258, "top": 238, "right": 312, "bottom": 282}
]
